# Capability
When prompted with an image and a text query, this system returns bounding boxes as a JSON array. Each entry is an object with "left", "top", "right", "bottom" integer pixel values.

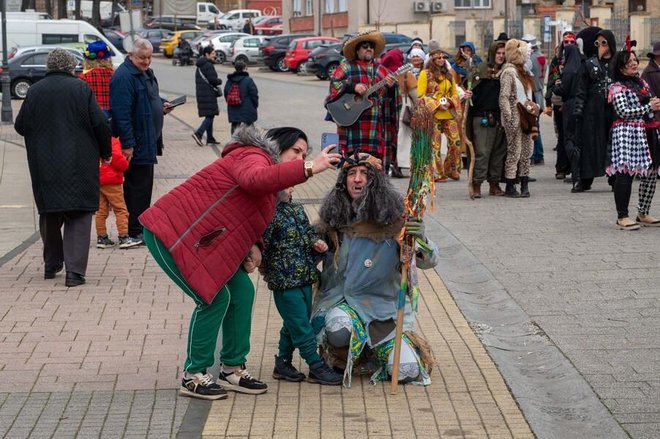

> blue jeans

[{"left": 195, "top": 116, "right": 215, "bottom": 141}]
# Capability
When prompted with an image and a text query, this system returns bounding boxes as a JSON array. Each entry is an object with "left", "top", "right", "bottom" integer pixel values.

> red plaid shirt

[{"left": 80, "top": 67, "right": 113, "bottom": 110}]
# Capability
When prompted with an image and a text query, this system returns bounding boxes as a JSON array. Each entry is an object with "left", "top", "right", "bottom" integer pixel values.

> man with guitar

[{"left": 326, "top": 31, "right": 401, "bottom": 172}]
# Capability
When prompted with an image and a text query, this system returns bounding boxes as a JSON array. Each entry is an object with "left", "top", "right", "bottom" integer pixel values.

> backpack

[{"left": 226, "top": 82, "right": 242, "bottom": 106}]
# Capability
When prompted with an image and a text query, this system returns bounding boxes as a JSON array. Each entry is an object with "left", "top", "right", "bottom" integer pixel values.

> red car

[
  {"left": 254, "top": 16, "right": 283, "bottom": 36},
  {"left": 284, "top": 36, "right": 340, "bottom": 72}
]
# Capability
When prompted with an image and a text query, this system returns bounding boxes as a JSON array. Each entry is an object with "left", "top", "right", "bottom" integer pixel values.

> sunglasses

[
  {"left": 563, "top": 40, "right": 576, "bottom": 45},
  {"left": 594, "top": 40, "right": 609, "bottom": 47},
  {"left": 433, "top": 55, "right": 448, "bottom": 59},
  {"left": 358, "top": 42, "right": 375, "bottom": 50}
]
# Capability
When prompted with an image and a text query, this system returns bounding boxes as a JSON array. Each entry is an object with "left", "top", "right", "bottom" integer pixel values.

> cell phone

[{"left": 321, "top": 132, "right": 339, "bottom": 151}]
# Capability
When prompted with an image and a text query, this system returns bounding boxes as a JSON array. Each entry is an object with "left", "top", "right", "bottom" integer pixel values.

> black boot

[
  {"left": 272, "top": 355, "right": 306, "bottom": 382},
  {"left": 505, "top": 179, "right": 520, "bottom": 198},
  {"left": 520, "top": 176, "right": 530, "bottom": 198},
  {"left": 571, "top": 180, "right": 585, "bottom": 193},
  {"left": 308, "top": 360, "right": 342, "bottom": 385}
]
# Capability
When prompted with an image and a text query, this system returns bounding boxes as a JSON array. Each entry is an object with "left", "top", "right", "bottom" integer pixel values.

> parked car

[
  {"left": 144, "top": 17, "right": 200, "bottom": 32},
  {"left": 227, "top": 35, "right": 266, "bottom": 64},
  {"left": 137, "top": 28, "right": 172, "bottom": 53},
  {"left": 284, "top": 36, "right": 340, "bottom": 72},
  {"left": 215, "top": 9, "right": 261, "bottom": 31},
  {"left": 260, "top": 33, "right": 314, "bottom": 72},
  {"left": 190, "top": 29, "right": 230, "bottom": 55},
  {"left": 160, "top": 30, "right": 204, "bottom": 58},
  {"left": 8, "top": 45, "right": 84, "bottom": 61},
  {"left": 341, "top": 32, "right": 413, "bottom": 45},
  {"left": 208, "top": 32, "right": 249, "bottom": 63},
  {"left": 101, "top": 28, "right": 126, "bottom": 53},
  {"left": 304, "top": 42, "right": 342, "bottom": 80},
  {"left": 9, "top": 48, "right": 83, "bottom": 98},
  {"left": 254, "top": 15, "right": 282, "bottom": 35}
]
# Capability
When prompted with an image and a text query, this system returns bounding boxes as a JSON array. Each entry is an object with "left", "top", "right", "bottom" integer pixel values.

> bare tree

[
  {"left": 92, "top": 0, "right": 101, "bottom": 26},
  {"left": 75, "top": 0, "right": 82, "bottom": 19},
  {"left": 20, "top": 0, "right": 36, "bottom": 10},
  {"left": 57, "top": 0, "right": 68, "bottom": 18},
  {"left": 44, "top": 0, "right": 53, "bottom": 16}
]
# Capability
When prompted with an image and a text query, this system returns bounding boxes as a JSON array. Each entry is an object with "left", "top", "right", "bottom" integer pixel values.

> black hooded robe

[{"left": 572, "top": 30, "right": 617, "bottom": 181}]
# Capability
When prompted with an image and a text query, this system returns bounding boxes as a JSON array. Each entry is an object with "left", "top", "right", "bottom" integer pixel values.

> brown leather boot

[
  {"left": 472, "top": 182, "right": 482, "bottom": 198},
  {"left": 489, "top": 182, "right": 504, "bottom": 196}
]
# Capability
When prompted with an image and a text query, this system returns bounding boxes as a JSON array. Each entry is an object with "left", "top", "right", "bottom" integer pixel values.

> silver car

[
  {"left": 228, "top": 35, "right": 266, "bottom": 64},
  {"left": 208, "top": 32, "right": 249, "bottom": 63}
]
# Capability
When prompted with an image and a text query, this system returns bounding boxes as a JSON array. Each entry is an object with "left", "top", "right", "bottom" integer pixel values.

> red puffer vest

[{"left": 139, "top": 130, "right": 307, "bottom": 304}]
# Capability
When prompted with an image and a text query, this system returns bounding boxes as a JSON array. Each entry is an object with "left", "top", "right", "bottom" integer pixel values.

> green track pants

[
  {"left": 273, "top": 286, "right": 322, "bottom": 365},
  {"left": 143, "top": 228, "right": 254, "bottom": 373}
]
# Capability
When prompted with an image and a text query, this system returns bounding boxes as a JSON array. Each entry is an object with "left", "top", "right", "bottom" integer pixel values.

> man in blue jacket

[{"left": 110, "top": 38, "right": 173, "bottom": 246}]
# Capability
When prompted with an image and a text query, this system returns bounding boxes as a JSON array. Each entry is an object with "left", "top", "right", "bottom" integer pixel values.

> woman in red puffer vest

[{"left": 139, "top": 125, "right": 340, "bottom": 400}]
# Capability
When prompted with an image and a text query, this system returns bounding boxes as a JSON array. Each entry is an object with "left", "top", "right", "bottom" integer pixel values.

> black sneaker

[
  {"left": 97, "top": 235, "right": 115, "bottom": 249},
  {"left": 192, "top": 132, "right": 203, "bottom": 147},
  {"left": 219, "top": 365, "right": 268, "bottom": 394},
  {"left": 272, "top": 355, "right": 305, "bottom": 382},
  {"left": 179, "top": 372, "right": 228, "bottom": 400},
  {"left": 118, "top": 235, "right": 142, "bottom": 249},
  {"left": 307, "top": 360, "right": 342, "bottom": 386}
]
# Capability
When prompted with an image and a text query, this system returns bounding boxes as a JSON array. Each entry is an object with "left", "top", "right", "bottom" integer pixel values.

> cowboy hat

[
  {"left": 342, "top": 30, "right": 386, "bottom": 61},
  {"left": 647, "top": 41, "right": 660, "bottom": 59}
]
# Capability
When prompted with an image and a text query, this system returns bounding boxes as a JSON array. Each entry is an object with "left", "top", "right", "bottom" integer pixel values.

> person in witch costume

[
  {"left": 311, "top": 151, "right": 437, "bottom": 387},
  {"left": 607, "top": 41, "right": 660, "bottom": 230}
]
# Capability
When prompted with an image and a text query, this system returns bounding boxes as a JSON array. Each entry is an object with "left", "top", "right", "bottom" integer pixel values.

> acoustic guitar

[{"left": 326, "top": 64, "right": 414, "bottom": 127}]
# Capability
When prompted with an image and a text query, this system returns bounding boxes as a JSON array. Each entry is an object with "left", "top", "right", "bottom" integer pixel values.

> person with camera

[
  {"left": 192, "top": 46, "right": 222, "bottom": 146},
  {"left": 466, "top": 37, "right": 508, "bottom": 197}
]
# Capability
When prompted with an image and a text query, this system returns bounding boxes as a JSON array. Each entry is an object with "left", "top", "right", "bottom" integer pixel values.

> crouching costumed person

[{"left": 312, "top": 153, "right": 437, "bottom": 386}]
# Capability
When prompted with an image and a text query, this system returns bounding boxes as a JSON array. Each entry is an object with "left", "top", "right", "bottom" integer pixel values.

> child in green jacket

[{"left": 261, "top": 188, "right": 343, "bottom": 385}]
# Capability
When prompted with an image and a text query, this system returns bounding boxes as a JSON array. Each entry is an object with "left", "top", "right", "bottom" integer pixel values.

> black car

[
  {"left": 9, "top": 49, "right": 83, "bottom": 99},
  {"left": 305, "top": 43, "right": 342, "bottom": 80},
  {"left": 306, "top": 42, "right": 430, "bottom": 81},
  {"left": 260, "top": 33, "right": 314, "bottom": 72},
  {"left": 144, "top": 17, "right": 200, "bottom": 32}
]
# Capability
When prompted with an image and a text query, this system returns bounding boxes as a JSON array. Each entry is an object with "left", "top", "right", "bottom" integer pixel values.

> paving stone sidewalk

[{"left": 0, "top": 105, "right": 535, "bottom": 438}]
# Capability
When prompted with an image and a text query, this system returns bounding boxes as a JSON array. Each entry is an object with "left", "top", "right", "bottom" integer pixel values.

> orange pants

[
  {"left": 432, "top": 119, "right": 462, "bottom": 180},
  {"left": 95, "top": 184, "right": 128, "bottom": 237}
]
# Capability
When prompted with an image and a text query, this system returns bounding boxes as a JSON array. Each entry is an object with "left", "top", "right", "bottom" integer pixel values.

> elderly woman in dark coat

[
  {"left": 224, "top": 60, "right": 259, "bottom": 134},
  {"left": 192, "top": 46, "right": 222, "bottom": 146},
  {"left": 15, "top": 48, "right": 111, "bottom": 287}
]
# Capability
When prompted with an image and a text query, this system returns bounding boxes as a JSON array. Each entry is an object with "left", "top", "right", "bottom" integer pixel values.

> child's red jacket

[{"left": 100, "top": 137, "right": 129, "bottom": 185}]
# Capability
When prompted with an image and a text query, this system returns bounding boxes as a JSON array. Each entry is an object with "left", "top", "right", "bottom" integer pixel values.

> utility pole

[{"left": 1, "top": 0, "right": 12, "bottom": 123}]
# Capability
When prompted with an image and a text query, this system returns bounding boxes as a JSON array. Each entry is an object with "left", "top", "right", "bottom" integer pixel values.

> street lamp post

[{"left": 1, "top": 0, "right": 13, "bottom": 123}]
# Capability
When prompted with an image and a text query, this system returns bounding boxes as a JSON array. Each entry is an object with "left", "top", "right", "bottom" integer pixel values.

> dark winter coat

[
  {"left": 224, "top": 71, "right": 259, "bottom": 124},
  {"left": 642, "top": 58, "right": 660, "bottom": 124},
  {"left": 139, "top": 126, "right": 308, "bottom": 305},
  {"left": 573, "top": 55, "right": 616, "bottom": 178},
  {"left": 110, "top": 57, "right": 165, "bottom": 165},
  {"left": 14, "top": 72, "right": 111, "bottom": 215},
  {"left": 261, "top": 200, "right": 321, "bottom": 291},
  {"left": 195, "top": 56, "right": 222, "bottom": 117},
  {"left": 552, "top": 45, "right": 582, "bottom": 149}
]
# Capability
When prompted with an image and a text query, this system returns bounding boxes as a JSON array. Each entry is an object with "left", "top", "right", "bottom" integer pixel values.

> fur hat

[
  {"left": 84, "top": 40, "right": 114, "bottom": 60},
  {"left": 46, "top": 48, "right": 77, "bottom": 73},
  {"left": 342, "top": 31, "right": 386, "bottom": 61},
  {"left": 504, "top": 39, "right": 530, "bottom": 66},
  {"left": 409, "top": 47, "right": 426, "bottom": 60}
]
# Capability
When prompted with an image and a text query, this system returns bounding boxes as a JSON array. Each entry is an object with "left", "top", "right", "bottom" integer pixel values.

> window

[
  {"left": 454, "top": 0, "right": 491, "bottom": 8},
  {"left": 198, "top": 4, "right": 204, "bottom": 12},
  {"left": 83, "top": 34, "right": 101, "bottom": 43},
  {"left": 305, "top": 0, "right": 313, "bottom": 16},
  {"left": 293, "top": 0, "right": 302, "bottom": 17},
  {"left": 209, "top": 5, "right": 219, "bottom": 14},
  {"left": 338, "top": 0, "right": 347, "bottom": 11},
  {"left": 22, "top": 53, "right": 47, "bottom": 66},
  {"left": 42, "top": 34, "right": 78, "bottom": 44},
  {"left": 244, "top": 38, "right": 259, "bottom": 47},
  {"left": 326, "top": 0, "right": 335, "bottom": 13}
]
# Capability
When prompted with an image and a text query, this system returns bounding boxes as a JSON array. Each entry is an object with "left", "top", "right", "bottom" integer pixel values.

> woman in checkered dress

[{"left": 608, "top": 49, "right": 660, "bottom": 230}]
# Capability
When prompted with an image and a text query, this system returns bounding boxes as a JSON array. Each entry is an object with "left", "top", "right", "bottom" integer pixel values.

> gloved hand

[{"left": 405, "top": 220, "right": 426, "bottom": 241}]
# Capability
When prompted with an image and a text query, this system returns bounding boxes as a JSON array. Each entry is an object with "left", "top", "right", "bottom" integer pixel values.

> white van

[
  {"left": 0, "top": 19, "right": 125, "bottom": 67},
  {"left": 196, "top": 2, "right": 222, "bottom": 25},
  {"left": 216, "top": 9, "right": 262, "bottom": 31}
]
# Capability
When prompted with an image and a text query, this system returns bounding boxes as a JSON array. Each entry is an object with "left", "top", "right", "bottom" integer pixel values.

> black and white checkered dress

[{"left": 607, "top": 81, "right": 654, "bottom": 176}]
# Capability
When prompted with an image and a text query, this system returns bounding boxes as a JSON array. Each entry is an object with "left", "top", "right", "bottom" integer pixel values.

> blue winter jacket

[
  {"left": 224, "top": 71, "right": 259, "bottom": 124},
  {"left": 110, "top": 57, "right": 165, "bottom": 165}
]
